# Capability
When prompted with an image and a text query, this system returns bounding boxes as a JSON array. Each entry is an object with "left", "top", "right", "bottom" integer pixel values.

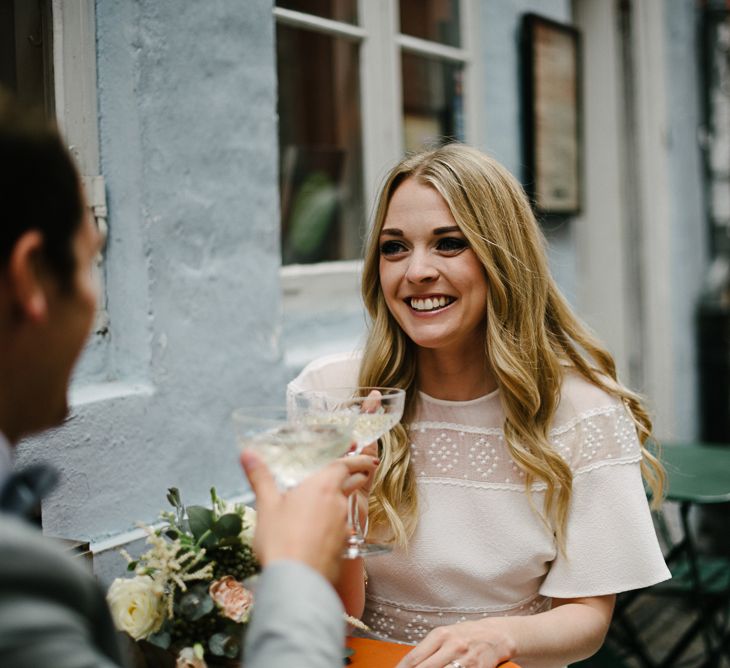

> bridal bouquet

[{"left": 107, "top": 487, "right": 260, "bottom": 667}]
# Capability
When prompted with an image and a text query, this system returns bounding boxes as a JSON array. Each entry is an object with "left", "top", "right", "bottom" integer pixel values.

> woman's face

[{"left": 378, "top": 178, "right": 489, "bottom": 355}]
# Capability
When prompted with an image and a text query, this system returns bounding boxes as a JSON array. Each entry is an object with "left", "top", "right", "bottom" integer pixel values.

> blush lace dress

[{"left": 288, "top": 352, "right": 670, "bottom": 649}]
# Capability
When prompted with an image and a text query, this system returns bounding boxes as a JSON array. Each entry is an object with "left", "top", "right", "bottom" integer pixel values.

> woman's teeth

[{"left": 410, "top": 296, "right": 451, "bottom": 312}]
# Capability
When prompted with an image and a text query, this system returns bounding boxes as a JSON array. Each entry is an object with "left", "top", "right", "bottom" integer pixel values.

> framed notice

[{"left": 522, "top": 13, "right": 582, "bottom": 216}]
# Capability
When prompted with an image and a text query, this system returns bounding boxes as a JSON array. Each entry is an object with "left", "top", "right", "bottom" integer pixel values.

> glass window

[
  {"left": 402, "top": 52, "right": 465, "bottom": 153},
  {"left": 399, "top": 0, "right": 461, "bottom": 47},
  {"left": 0, "top": 0, "right": 54, "bottom": 116},
  {"left": 276, "top": 0, "right": 358, "bottom": 25},
  {"left": 277, "top": 24, "right": 364, "bottom": 264},
  {"left": 275, "top": 0, "right": 470, "bottom": 264}
]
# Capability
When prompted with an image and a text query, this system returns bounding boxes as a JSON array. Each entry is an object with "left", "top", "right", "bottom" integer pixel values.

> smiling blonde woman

[{"left": 288, "top": 144, "right": 669, "bottom": 668}]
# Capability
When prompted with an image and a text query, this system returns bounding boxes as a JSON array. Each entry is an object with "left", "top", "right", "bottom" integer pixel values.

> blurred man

[{"left": 0, "top": 92, "right": 373, "bottom": 667}]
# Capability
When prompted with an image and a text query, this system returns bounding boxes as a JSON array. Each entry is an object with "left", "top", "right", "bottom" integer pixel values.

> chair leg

[
  {"left": 679, "top": 503, "right": 725, "bottom": 664},
  {"left": 612, "top": 608, "right": 657, "bottom": 668}
]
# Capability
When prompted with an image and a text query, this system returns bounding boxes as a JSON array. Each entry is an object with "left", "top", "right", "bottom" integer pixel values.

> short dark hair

[{"left": 0, "top": 89, "right": 83, "bottom": 288}]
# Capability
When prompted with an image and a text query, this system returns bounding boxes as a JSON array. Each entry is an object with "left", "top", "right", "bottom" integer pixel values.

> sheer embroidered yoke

[{"left": 288, "top": 352, "right": 670, "bottom": 645}]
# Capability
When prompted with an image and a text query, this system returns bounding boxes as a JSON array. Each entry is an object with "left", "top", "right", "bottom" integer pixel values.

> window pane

[
  {"left": 0, "top": 0, "right": 54, "bottom": 117},
  {"left": 402, "top": 52, "right": 465, "bottom": 153},
  {"left": 277, "top": 24, "right": 364, "bottom": 264},
  {"left": 276, "top": 0, "right": 358, "bottom": 25},
  {"left": 399, "top": 0, "right": 460, "bottom": 47}
]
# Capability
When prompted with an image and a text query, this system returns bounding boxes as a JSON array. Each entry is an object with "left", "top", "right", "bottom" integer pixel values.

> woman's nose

[{"left": 405, "top": 250, "right": 439, "bottom": 283}]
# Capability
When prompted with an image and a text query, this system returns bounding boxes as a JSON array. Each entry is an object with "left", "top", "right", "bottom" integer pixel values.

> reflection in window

[
  {"left": 401, "top": 52, "right": 464, "bottom": 153},
  {"left": 0, "top": 0, "right": 54, "bottom": 117},
  {"left": 277, "top": 24, "right": 364, "bottom": 264},
  {"left": 399, "top": 0, "right": 461, "bottom": 47}
]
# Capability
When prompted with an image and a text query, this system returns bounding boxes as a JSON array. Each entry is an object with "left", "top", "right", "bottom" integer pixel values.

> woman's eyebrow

[{"left": 381, "top": 226, "right": 461, "bottom": 237}]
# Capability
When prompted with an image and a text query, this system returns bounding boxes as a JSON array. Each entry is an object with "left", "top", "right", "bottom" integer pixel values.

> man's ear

[{"left": 7, "top": 231, "right": 49, "bottom": 322}]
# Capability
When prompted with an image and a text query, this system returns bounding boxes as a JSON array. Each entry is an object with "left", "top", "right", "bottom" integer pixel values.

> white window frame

[
  {"left": 276, "top": 0, "right": 481, "bottom": 332},
  {"left": 52, "top": 0, "right": 108, "bottom": 337}
]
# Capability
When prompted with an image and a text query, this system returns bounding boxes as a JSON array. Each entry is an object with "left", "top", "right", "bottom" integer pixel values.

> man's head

[
  {"left": 0, "top": 91, "right": 101, "bottom": 443},
  {"left": 0, "top": 91, "right": 83, "bottom": 289}
]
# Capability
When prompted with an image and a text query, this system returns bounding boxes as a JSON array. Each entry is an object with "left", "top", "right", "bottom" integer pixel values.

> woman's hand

[
  {"left": 348, "top": 389, "right": 382, "bottom": 522},
  {"left": 397, "top": 595, "right": 614, "bottom": 668},
  {"left": 396, "top": 620, "right": 514, "bottom": 668},
  {"left": 240, "top": 451, "right": 377, "bottom": 584},
  {"left": 352, "top": 439, "right": 378, "bottom": 501},
  {"left": 356, "top": 389, "right": 383, "bottom": 465}
]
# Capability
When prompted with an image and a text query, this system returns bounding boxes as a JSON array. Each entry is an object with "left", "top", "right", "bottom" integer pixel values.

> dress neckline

[{"left": 418, "top": 387, "right": 500, "bottom": 406}]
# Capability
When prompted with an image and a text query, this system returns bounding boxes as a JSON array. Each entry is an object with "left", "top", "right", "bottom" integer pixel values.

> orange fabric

[{"left": 346, "top": 637, "right": 520, "bottom": 667}]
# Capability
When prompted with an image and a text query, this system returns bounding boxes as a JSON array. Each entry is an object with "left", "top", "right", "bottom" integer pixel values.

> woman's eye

[
  {"left": 380, "top": 240, "right": 407, "bottom": 256},
  {"left": 437, "top": 237, "right": 469, "bottom": 253}
]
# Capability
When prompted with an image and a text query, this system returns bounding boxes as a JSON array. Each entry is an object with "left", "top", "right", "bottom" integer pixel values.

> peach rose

[{"left": 208, "top": 575, "right": 254, "bottom": 623}]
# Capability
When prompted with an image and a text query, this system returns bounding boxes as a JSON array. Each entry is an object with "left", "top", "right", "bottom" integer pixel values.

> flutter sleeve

[{"left": 539, "top": 398, "right": 671, "bottom": 598}]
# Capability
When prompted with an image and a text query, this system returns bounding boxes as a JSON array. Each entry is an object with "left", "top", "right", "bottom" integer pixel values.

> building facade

[{"left": 2, "top": 0, "right": 717, "bottom": 576}]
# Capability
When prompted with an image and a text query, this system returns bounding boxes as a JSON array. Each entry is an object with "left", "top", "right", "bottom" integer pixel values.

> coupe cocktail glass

[
  {"left": 290, "top": 387, "right": 405, "bottom": 558},
  {"left": 232, "top": 407, "right": 351, "bottom": 490}
]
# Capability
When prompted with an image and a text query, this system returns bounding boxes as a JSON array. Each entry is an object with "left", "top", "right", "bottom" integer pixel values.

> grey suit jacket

[
  {"left": 244, "top": 560, "right": 346, "bottom": 668},
  {"left": 0, "top": 512, "right": 125, "bottom": 668}
]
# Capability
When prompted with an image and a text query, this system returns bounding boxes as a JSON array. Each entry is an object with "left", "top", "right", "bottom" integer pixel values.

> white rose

[
  {"left": 240, "top": 505, "right": 256, "bottom": 544},
  {"left": 107, "top": 575, "right": 165, "bottom": 640}
]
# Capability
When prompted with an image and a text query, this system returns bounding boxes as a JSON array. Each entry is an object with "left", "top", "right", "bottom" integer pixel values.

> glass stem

[
  {"left": 345, "top": 450, "right": 365, "bottom": 549},
  {"left": 349, "top": 493, "right": 365, "bottom": 544}
]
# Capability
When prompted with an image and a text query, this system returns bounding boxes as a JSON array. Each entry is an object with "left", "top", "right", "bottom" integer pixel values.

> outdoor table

[
  {"left": 661, "top": 441, "right": 730, "bottom": 505},
  {"left": 346, "top": 636, "right": 520, "bottom": 667}
]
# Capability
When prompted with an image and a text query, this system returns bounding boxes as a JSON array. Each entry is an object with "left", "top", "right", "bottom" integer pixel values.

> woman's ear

[{"left": 7, "top": 230, "right": 49, "bottom": 322}]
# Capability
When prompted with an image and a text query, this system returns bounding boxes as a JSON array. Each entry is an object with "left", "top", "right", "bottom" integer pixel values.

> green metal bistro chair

[{"left": 607, "top": 443, "right": 730, "bottom": 667}]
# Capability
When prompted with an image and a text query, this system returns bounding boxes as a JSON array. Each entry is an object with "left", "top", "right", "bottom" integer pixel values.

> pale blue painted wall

[
  {"left": 17, "top": 0, "right": 283, "bottom": 543},
  {"left": 479, "top": 1, "right": 578, "bottom": 302},
  {"left": 15, "top": 0, "right": 708, "bottom": 555}
]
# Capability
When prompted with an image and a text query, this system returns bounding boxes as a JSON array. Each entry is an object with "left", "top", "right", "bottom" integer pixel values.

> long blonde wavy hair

[{"left": 359, "top": 144, "right": 664, "bottom": 548}]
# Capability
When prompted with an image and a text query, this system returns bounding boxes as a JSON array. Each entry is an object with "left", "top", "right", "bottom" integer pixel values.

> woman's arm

[
  {"left": 396, "top": 594, "right": 615, "bottom": 668},
  {"left": 335, "top": 555, "right": 366, "bottom": 619},
  {"left": 336, "top": 440, "right": 379, "bottom": 619},
  {"left": 334, "top": 487, "right": 371, "bottom": 617}
]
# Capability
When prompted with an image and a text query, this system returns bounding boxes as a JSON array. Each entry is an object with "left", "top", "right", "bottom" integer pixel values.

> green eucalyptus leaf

[
  {"left": 197, "top": 528, "right": 217, "bottom": 549},
  {"left": 178, "top": 586, "right": 215, "bottom": 621},
  {"left": 187, "top": 505, "right": 214, "bottom": 541},
  {"left": 216, "top": 535, "right": 242, "bottom": 548},
  {"left": 126, "top": 561, "right": 137, "bottom": 572},
  {"left": 209, "top": 632, "right": 240, "bottom": 659},
  {"left": 213, "top": 513, "right": 243, "bottom": 538},
  {"left": 146, "top": 630, "right": 171, "bottom": 649}
]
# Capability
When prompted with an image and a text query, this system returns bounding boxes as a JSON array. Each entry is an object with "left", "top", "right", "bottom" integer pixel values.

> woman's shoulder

[
  {"left": 552, "top": 368, "right": 641, "bottom": 470},
  {"left": 555, "top": 367, "right": 623, "bottom": 424},
  {"left": 287, "top": 350, "right": 363, "bottom": 393}
]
